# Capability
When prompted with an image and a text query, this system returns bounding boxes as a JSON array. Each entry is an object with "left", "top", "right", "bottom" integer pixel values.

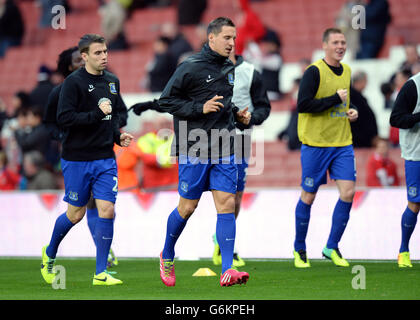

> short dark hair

[
  {"left": 322, "top": 28, "right": 343, "bottom": 43},
  {"left": 57, "top": 46, "right": 78, "bottom": 77},
  {"left": 207, "top": 17, "right": 235, "bottom": 36},
  {"left": 78, "top": 34, "right": 106, "bottom": 54}
]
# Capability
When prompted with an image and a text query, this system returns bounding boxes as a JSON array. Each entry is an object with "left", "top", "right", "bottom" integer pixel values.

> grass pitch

[{"left": 0, "top": 258, "right": 419, "bottom": 300}]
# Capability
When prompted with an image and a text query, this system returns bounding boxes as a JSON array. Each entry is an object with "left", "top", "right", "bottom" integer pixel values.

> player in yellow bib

[{"left": 293, "top": 28, "right": 358, "bottom": 268}]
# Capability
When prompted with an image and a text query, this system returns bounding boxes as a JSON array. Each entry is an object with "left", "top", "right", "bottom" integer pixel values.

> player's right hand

[
  {"left": 203, "top": 95, "right": 224, "bottom": 114},
  {"left": 99, "top": 98, "right": 112, "bottom": 115},
  {"left": 337, "top": 89, "right": 348, "bottom": 103}
]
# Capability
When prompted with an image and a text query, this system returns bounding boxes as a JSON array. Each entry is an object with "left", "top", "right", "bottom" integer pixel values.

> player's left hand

[
  {"left": 120, "top": 132, "right": 134, "bottom": 147},
  {"left": 346, "top": 108, "right": 358, "bottom": 122},
  {"left": 236, "top": 107, "right": 251, "bottom": 125}
]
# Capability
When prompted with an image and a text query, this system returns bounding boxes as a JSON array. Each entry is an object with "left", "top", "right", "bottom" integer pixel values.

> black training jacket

[
  {"left": 57, "top": 67, "right": 123, "bottom": 161},
  {"left": 159, "top": 43, "right": 237, "bottom": 159}
]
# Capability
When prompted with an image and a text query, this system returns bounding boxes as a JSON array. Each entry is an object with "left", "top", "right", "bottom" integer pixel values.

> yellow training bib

[{"left": 298, "top": 59, "right": 352, "bottom": 147}]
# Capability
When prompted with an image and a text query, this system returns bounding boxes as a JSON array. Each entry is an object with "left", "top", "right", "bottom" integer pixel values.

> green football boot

[
  {"left": 322, "top": 247, "right": 349, "bottom": 267},
  {"left": 398, "top": 252, "right": 413, "bottom": 268},
  {"left": 40, "top": 245, "right": 56, "bottom": 284},
  {"left": 93, "top": 271, "right": 123, "bottom": 286},
  {"left": 293, "top": 250, "right": 311, "bottom": 268}
]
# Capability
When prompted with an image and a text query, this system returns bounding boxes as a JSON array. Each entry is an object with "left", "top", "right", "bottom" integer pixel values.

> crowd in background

[{"left": 0, "top": 0, "right": 417, "bottom": 190}]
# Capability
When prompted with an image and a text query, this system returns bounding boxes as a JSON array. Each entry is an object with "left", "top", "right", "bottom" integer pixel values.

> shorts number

[{"left": 112, "top": 176, "right": 118, "bottom": 192}]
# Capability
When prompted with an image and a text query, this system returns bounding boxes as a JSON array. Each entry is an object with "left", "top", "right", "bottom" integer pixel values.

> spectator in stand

[
  {"left": 381, "top": 80, "right": 394, "bottom": 110},
  {"left": 0, "top": 97, "right": 7, "bottom": 137},
  {"left": 194, "top": 23, "right": 208, "bottom": 51},
  {"left": 0, "top": 150, "right": 20, "bottom": 190},
  {"left": 22, "top": 150, "right": 58, "bottom": 190},
  {"left": 135, "top": 116, "right": 178, "bottom": 191},
  {"left": 177, "top": 0, "right": 207, "bottom": 26},
  {"left": 0, "top": 0, "right": 24, "bottom": 58},
  {"left": 145, "top": 36, "right": 177, "bottom": 93},
  {"left": 278, "top": 78, "right": 301, "bottom": 150},
  {"left": 243, "top": 29, "right": 282, "bottom": 100},
  {"left": 14, "top": 106, "right": 51, "bottom": 162},
  {"left": 356, "top": 0, "right": 391, "bottom": 59},
  {"left": 113, "top": 141, "right": 141, "bottom": 192},
  {"left": 29, "top": 65, "right": 55, "bottom": 115},
  {"left": 99, "top": 0, "right": 131, "bottom": 50},
  {"left": 298, "top": 58, "right": 311, "bottom": 74},
  {"left": 366, "top": 137, "right": 399, "bottom": 187},
  {"left": 161, "top": 22, "right": 194, "bottom": 65},
  {"left": 234, "top": 0, "right": 266, "bottom": 55},
  {"left": 350, "top": 70, "right": 378, "bottom": 148},
  {"left": 117, "top": 105, "right": 178, "bottom": 191},
  {"left": 0, "top": 91, "right": 31, "bottom": 172}
]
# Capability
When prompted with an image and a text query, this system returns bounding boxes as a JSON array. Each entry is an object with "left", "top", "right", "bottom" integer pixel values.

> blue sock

[
  {"left": 94, "top": 217, "right": 114, "bottom": 275},
  {"left": 86, "top": 207, "right": 99, "bottom": 246},
  {"left": 326, "top": 199, "right": 352, "bottom": 249},
  {"left": 46, "top": 212, "right": 74, "bottom": 259},
  {"left": 216, "top": 213, "right": 236, "bottom": 274},
  {"left": 294, "top": 199, "right": 311, "bottom": 252},
  {"left": 400, "top": 207, "right": 418, "bottom": 253},
  {"left": 162, "top": 208, "right": 187, "bottom": 260}
]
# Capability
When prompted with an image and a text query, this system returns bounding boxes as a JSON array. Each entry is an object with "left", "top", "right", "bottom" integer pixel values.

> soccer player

[
  {"left": 43, "top": 46, "right": 126, "bottom": 269},
  {"left": 390, "top": 70, "right": 420, "bottom": 268},
  {"left": 158, "top": 17, "right": 251, "bottom": 287},
  {"left": 40, "top": 34, "right": 134, "bottom": 286},
  {"left": 212, "top": 47, "right": 271, "bottom": 268},
  {"left": 293, "top": 28, "right": 358, "bottom": 268}
]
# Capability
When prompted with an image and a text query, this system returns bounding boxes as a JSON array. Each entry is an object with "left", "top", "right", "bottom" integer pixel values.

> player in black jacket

[
  {"left": 158, "top": 17, "right": 251, "bottom": 288},
  {"left": 43, "top": 46, "right": 126, "bottom": 272},
  {"left": 40, "top": 34, "right": 133, "bottom": 286}
]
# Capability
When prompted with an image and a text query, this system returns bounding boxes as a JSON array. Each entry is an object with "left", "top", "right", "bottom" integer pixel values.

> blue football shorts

[
  {"left": 61, "top": 158, "right": 118, "bottom": 207},
  {"left": 178, "top": 154, "right": 238, "bottom": 199},
  {"left": 405, "top": 160, "right": 420, "bottom": 203},
  {"left": 236, "top": 157, "right": 249, "bottom": 192},
  {"left": 300, "top": 144, "right": 356, "bottom": 193}
]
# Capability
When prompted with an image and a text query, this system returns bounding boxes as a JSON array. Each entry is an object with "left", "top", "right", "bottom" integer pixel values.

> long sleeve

[
  {"left": 57, "top": 77, "right": 105, "bottom": 127},
  {"left": 297, "top": 65, "right": 342, "bottom": 113},
  {"left": 115, "top": 92, "right": 128, "bottom": 128},
  {"left": 389, "top": 80, "right": 419, "bottom": 129},
  {"left": 43, "top": 85, "right": 62, "bottom": 141},
  {"left": 14, "top": 125, "right": 50, "bottom": 153},
  {"left": 236, "top": 69, "right": 271, "bottom": 131},
  {"left": 158, "top": 62, "right": 204, "bottom": 120},
  {"left": 249, "top": 70, "right": 271, "bottom": 125}
]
